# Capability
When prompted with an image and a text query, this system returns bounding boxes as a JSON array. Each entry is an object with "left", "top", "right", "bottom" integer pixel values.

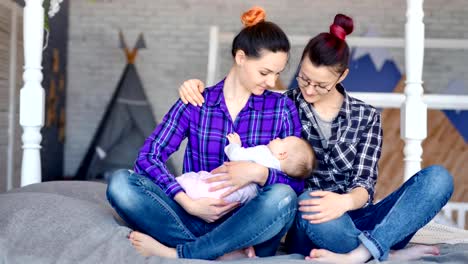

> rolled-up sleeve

[{"left": 349, "top": 111, "right": 383, "bottom": 205}]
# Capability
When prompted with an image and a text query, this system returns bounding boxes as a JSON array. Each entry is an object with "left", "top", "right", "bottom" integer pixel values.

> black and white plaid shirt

[{"left": 285, "top": 84, "right": 382, "bottom": 204}]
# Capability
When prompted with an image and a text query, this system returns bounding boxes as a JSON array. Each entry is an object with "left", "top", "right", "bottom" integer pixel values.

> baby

[{"left": 176, "top": 132, "right": 315, "bottom": 203}]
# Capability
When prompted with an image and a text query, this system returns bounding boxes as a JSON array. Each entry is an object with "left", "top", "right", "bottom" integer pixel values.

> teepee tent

[{"left": 75, "top": 32, "right": 174, "bottom": 180}]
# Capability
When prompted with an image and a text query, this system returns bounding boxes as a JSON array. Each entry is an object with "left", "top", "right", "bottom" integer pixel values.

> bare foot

[
  {"left": 244, "top": 246, "right": 257, "bottom": 258},
  {"left": 306, "top": 246, "right": 372, "bottom": 264},
  {"left": 306, "top": 249, "right": 353, "bottom": 263},
  {"left": 389, "top": 245, "right": 440, "bottom": 261},
  {"left": 217, "top": 246, "right": 256, "bottom": 261},
  {"left": 128, "top": 231, "right": 177, "bottom": 258},
  {"left": 217, "top": 249, "right": 248, "bottom": 260}
]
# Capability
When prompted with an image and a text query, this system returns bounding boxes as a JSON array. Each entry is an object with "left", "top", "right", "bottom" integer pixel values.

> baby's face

[{"left": 268, "top": 137, "right": 296, "bottom": 157}]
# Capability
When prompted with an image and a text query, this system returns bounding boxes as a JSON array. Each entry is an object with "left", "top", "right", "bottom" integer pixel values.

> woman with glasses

[{"left": 178, "top": 13, "right": 453, "bottom": 263}]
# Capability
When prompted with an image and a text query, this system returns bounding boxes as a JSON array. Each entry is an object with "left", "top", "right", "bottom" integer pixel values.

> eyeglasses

[{"left": 296, "top": 71, "right": 343, "bottom": 95}]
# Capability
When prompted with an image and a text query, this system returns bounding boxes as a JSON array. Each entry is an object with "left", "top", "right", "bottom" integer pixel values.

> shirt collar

[
  {"left": 206, "top": 78, "right": 265, "bottom": 111},
  {"left": 336, "top": 83, "right": 352, "bottom": 119},
  {"left": 291, "top": 83, "right": 351, "bottom": 119},
  {"left": 205, "top": 79, "right": 225, "bottom": 107}
]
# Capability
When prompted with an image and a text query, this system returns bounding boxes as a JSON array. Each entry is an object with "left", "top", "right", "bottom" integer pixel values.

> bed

[
  {"left": 1, "top": 181, "right": 468, "bottom": 264},
  {"left": 8, "top": 1, "right": 468, "bottom": 262}
]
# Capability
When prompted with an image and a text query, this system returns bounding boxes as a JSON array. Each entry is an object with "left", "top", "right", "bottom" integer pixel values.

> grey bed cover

[{"left": 1, "top": 181, "right": 467, "bottom": 264}]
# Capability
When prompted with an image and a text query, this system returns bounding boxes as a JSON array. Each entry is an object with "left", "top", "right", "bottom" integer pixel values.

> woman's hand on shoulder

[
  {"left": 179, "top": 79, "right": 206, "bottom": 106},
  {"left": 298, "top": 191, "right": 352, "bottom": 224}
]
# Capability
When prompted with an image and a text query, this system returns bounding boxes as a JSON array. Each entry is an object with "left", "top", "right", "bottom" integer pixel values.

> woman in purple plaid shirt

[
  {"left": 179, "top": 13, "right": 454, "bottom": 264},
  {"left": 106, "top": 7, "right": 306, "bottom": 260}
]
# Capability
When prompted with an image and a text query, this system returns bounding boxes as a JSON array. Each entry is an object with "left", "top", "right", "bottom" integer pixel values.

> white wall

[{"left": 66, "top": 0, "right": 468, "bottom": 176}]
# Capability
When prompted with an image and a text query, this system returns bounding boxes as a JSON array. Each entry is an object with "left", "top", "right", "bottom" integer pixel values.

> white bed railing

[
  {"left": 441, "top": 202, "right": 468, "bottom": 230},
  {"left": 348, "top": 93, "right": 468, "bottom": 110},
  {"left": 19, "top": 0, "right": 45, "bottom": 187}
]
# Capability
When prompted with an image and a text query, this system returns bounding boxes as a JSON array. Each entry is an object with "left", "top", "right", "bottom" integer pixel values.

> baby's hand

[{"left": 226, "top": 133, "right": 241, "bottom": 145}]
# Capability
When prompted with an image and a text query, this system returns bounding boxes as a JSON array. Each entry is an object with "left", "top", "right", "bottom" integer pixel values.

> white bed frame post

[
  {"left": 206, "top": 26, "right": 219, "bottom": 87},
  {"left": 401, "top": 0, "right": 427, "bottom": 181},
  {"left": 19, "top": 0, "right": 45, "bottom": 186}
]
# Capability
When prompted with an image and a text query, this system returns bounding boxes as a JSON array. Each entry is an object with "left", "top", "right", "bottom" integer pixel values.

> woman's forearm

[
  {"left": 253, "top": 164, "right": 269, "bottom": 186},
  {"left": 174, "top": 191, "right": 193, "bottom": 212},
  {"left": 342, "top": 187, "right": 369, "bottom": 211}
]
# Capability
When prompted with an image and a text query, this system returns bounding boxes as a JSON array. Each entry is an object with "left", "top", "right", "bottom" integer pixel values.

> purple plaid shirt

[{"left": 134, "top": 79, "right": 303, "bottom": 199}]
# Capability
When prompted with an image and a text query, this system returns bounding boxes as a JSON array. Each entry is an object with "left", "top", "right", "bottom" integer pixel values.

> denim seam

[
  {"left": 176, "top": 245, "right": 184, "bottom": 258},
  {"left": 136, "top": 178, "right": 197, "bottom": 241}
]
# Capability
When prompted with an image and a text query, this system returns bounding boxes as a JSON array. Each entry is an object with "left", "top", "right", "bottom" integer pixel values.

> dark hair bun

[{"left": 329, "top": 14, "right": 354, "bottom": 40}]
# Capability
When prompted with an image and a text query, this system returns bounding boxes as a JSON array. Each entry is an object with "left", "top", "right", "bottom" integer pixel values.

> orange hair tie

[{"left": 241, "top": 6, "right": 266, "bottom": 27}]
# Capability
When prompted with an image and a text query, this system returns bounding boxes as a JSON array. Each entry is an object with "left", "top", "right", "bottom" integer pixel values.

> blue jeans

[
  {"left": 286, "top": 165, "right": 453, "bottom": 261},
  {"left": 106, "top": 169, "right": 297, "bottom": 260}
]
